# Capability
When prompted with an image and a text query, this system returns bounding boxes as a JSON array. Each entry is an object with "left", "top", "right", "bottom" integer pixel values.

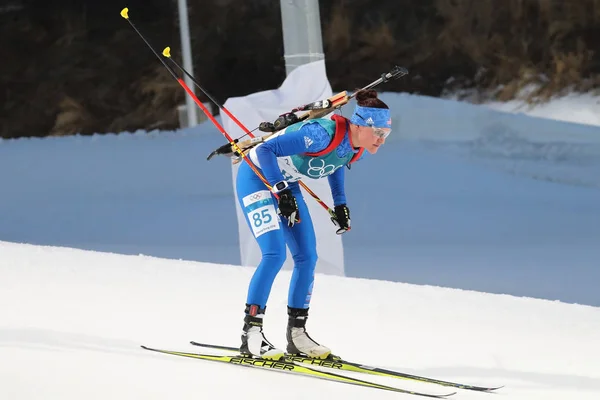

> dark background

[{"left": 2, "top": 0, "right": 600, "bottom": 138}]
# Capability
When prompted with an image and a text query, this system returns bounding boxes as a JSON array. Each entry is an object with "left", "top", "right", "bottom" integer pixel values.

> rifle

[{"left": 206, "top": 66, "right": 408, "bottom": 162}]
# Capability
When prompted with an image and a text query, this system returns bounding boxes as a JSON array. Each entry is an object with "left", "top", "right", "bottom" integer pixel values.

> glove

[
  {"left": 331, "top": 204, "right": 351, "bottom": 234},
  {"left": 277, "top": 189, "right": 300, "bottom": 227}
]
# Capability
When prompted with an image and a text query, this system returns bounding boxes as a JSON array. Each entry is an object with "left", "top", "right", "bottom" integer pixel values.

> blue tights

[{"left": 236, "top": 162, "right": 317, "bottom": 309}]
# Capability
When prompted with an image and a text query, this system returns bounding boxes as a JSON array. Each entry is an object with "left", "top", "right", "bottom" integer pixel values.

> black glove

[
  {"left": 277, "top": 189, "right": 300, "bottom": 227},
  {"left": 331, "top": 204, "right": 351, "bottom": 234}
]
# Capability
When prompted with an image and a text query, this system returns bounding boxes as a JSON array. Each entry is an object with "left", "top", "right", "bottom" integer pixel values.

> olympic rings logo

[
  {"left": 306, "top": 158, "right": 338, "bottom": 178},
  {"left": 248, "top": 192, "right": 264, "bottom": 201}
]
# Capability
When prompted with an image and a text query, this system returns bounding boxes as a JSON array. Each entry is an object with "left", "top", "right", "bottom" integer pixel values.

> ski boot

[
  {"left": 240, "top": 304, "right": 284, "bottom": 360},
  {"left": 286, "top": 307, "right": 331, "bottom": 359}
]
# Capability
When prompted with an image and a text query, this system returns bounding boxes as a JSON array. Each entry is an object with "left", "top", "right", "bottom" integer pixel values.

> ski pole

[
  {"left": 119, "top": 8, "right": 276, "bottom": 196},
  {"left": 160, "top": 48, "right": 336, "bottom": 217},
  {"left": 120, "top": 8, "right": 335, "bottom": 221}
]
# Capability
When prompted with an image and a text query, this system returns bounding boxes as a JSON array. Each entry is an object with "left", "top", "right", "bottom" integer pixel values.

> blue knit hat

[{"left": 350, "top": 105, "right": 391, "bottom": 129}]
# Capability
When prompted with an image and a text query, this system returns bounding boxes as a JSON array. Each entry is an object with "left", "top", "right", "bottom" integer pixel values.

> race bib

[{"left": 242, "top": 190, "right": 279, "bottom": 238}]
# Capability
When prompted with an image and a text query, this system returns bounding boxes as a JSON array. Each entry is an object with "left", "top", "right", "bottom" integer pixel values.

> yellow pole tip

[
  {"left": 162, "top": 47, "right": 171, "bottom": 58},
  {"left": 120, "top": 8, "right": 129, "bottom": 19}
]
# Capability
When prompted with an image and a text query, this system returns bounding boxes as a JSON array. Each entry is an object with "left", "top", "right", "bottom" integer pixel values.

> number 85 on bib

[{"left": 242, "top": 190, "right": 280, "bottom": 238}]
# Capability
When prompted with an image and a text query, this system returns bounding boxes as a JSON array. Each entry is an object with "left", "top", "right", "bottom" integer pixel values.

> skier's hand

[
  {"left": 277, "top": 189, "right": 300, "bottom": 227},
  {"left": 331, "top": 204, "right": 351, "bottom": 234}
]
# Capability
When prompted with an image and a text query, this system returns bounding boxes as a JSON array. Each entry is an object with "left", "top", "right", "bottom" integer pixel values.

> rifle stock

[{"left": 227, "top": 91, "right": 350, "bottom": 163}]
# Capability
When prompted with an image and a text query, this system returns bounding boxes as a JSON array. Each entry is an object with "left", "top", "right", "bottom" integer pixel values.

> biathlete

[{"left": 236, "top": 89, "right": 392, "bottom": 360}]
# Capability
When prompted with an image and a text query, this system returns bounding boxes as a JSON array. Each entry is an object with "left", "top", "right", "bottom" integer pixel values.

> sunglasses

[{"left": 372, "top": 127, "right": 391, "bottom": 139}]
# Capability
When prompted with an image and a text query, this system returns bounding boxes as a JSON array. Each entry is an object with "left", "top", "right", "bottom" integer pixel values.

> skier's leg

[
  {"left": 235, "top": 162, "right": 286, "bottom": 359},
  {"left": 282, "top": 183, "right": 331, "bottom": 358},
  {"left": 284, "top": 184, "right": 317, "bottom": 309}
]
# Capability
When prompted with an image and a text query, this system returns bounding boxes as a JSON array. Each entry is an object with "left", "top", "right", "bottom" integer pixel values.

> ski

[
  {"left": 190, "top": 341, "right": 502, "bottom": 393},
  {"left": 141, "top": 345, "right": 455, "bottom": 398}
]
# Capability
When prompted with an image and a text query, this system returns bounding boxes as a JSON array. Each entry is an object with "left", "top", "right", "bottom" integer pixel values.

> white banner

[{"left": 221, "top": 60, "right": 345, "bottom": 276}]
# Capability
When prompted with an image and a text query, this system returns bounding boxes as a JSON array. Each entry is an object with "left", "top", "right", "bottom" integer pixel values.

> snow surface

[
  {"left": 485, "top": 92, "right": 600, "bottom": 128},
  {"left": 1, "top": 241, "right": 600, "bottom": 399}
]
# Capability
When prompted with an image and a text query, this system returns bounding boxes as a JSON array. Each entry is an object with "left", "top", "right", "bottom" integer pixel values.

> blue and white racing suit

[{"left": 235, "top": 116, "right": 364, "bottom": 309}]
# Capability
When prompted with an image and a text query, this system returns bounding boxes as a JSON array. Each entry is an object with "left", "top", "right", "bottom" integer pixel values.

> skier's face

[{"left": 360, "top": 125, "right": 389, "bottom": 154}]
